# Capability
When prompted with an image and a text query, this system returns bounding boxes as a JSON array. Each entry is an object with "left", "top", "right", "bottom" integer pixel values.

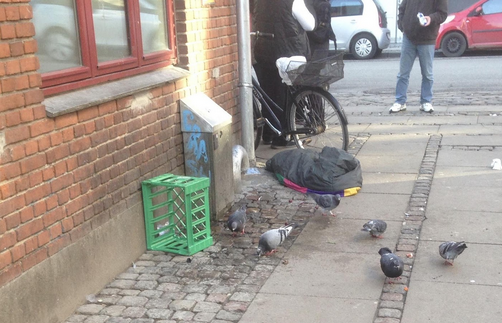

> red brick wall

[{"left": 0, "top": 0, "right": 240, "bottom": 289}]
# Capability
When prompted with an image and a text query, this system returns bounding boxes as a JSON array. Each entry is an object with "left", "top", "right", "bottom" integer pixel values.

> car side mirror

[{"left": 473, "top": 6, "right": 483, "bottom": 16}]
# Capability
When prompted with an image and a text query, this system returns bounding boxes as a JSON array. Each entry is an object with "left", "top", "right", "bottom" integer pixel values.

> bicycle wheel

[
  {"left": 253, "top": 94, "right": 264, "bottom": 150},
  {"left": 287, "top": 87, "right": 349, "bottom": 152}
]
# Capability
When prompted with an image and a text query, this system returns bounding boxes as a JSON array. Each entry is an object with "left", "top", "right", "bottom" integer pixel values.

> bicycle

[{"left": 251, "top": 32, "right": 349, "bottom": 152}]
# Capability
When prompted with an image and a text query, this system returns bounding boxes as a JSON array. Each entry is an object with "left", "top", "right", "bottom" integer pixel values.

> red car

[{"left": 435, "top": 0, "right": 502, "bottom": 57}]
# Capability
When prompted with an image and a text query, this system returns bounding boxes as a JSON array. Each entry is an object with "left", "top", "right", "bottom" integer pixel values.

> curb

[{"left": 374, "top": 134, "right": 442, "bottom": 323}]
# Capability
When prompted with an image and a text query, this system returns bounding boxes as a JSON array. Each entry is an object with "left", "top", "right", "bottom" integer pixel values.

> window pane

[
  {"left": 140, "top": 0, "right": 169, "bottom": 54},
  {"left": 31, "top": 0, "right": 82, "bottom": 73},
  {"left": 91, "top": 0, "right": 130, "bottom": 63}
]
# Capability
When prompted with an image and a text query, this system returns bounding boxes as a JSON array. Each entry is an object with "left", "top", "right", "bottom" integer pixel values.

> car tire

[
  {"left": 351, "top": 33, "right": 378, "bottom": 59},
  {"left": 441, "top": 32, "right": 467, "bottom": 57}
]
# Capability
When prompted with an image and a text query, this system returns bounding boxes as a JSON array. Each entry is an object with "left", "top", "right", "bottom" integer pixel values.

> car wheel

[
  {"left": 44, "top": 28, "right": 77, "bottom": 61},
  {"left": 351, "top": 33, "right": 377, "bottom": 59},
  {"left": 441, "top": 32, "right": 467, "bottom": 57}
]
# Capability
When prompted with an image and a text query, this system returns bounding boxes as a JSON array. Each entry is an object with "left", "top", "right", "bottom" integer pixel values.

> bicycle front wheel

[{"left": 287, "top": 87, "right": 349, "bottom": 152}]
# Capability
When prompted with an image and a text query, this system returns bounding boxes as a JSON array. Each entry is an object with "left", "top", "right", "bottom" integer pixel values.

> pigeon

[
  {"left": 378, "top": 247, "right": 404, "bottom": 281},
  {"left": 362, "top": 220, "right": 387, "bottom": 238},
  {"left": 307, "top": 192, "right": 341, "bottom": 216},
  {"left": 439, "top": 241, "right": 467, "bottom": 265},
  {"left": 257, "top": 223, "right": 297, "bottom": 257},
  {"left": 226, "top": 205, "right": 247, "bottom": 237}
]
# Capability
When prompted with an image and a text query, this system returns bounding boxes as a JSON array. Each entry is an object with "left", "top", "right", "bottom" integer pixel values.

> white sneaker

[
  {"left": 389, "top": 103, "right": 406, "bottom": 113},
  {"left": 420, "top": 103, "right": 434, "bottom": 113}
]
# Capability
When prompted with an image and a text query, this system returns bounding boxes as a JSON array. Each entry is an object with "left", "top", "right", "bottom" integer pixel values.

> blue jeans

[{"left": 395, "top": 35, "right": 435, "bottom": 105}]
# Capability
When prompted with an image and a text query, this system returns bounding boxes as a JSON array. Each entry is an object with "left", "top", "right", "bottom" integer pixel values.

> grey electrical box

[{"left": 180, "top": 93, "right": 234, "bottom": 221}]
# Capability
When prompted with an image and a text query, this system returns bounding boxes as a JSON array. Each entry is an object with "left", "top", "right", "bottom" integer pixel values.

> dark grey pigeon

[
  {"left": 362, "top": 220, "right": 387, "bottom": 238},
  {"left": 379, "top": 247, "right": 404, "bottom": 279},
  {"left": 307, "top": 193, "right": 341, "bottom": 216},
  {"left": 439, "top": 241, "right": 467, "bottom": 265},
  {"left": 227, "top": 205, "right": 247, "bottom": 237},
  {"left": 257, "top": 223, "right": 297, "bottom": 257}
]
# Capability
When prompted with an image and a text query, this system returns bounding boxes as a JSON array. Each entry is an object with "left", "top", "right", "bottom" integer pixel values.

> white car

[
  {"left": 32, "top": 0, "right": 164, "bottom": 71},
  {"left": 329, "top": 0, "right": 391, "bottom": 59}
]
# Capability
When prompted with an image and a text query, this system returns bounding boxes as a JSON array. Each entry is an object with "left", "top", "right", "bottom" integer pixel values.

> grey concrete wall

[{"left": 0, "top": 203, "right": 146, "bottom": 323}]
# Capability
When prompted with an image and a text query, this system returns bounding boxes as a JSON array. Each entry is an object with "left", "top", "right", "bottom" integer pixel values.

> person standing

[
  {"left": 389, "top": 0, "right": 447, "bottom": 114},
  {"left": 253, "top": 0, "right": 316, "bottom": 148}
]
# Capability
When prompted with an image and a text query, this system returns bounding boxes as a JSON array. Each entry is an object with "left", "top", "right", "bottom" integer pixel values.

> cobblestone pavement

[
  {"left": 373, "top": 135, "right": 440, "bottom": 323},
  {"left": 64, "top": 89, "right": 502, "bottom": 323},
  {"left": 65, "top": 174, "right": 320, "bottom": 323},
  {"left": 336, "top": 90, "right": 502, "bottom": 108}
]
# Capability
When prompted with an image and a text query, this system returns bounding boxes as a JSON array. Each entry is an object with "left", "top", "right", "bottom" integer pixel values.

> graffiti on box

[{"left": 182, "top": 110, "right": 210, "bottom": 178}]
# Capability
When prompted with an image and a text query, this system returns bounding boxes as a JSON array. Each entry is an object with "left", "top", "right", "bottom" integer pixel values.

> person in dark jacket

[
  {"left": 253, "top": 0, "right": 315, "bottom": 148},
  {"left": 307, "top": 0, "right": 337, "bottom": 59},
  {"left": 389, "top": 0, "right": 447, "bottom": 114}
]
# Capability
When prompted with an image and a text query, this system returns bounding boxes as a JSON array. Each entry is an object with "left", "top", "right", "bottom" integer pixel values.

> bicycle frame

[
  {"left": 251, "top": 73, "right": 283, "bottom": 137},
  {"left": 253, "top": 71, "right": 327, "bottom": 138}
]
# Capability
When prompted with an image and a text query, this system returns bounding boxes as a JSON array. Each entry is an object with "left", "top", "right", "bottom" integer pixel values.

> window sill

[{"left": 44, "top": 66, "right": 190, "bottom": 118}]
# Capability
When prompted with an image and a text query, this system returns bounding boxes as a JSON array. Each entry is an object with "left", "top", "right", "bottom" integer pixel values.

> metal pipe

[
  {"left": 236, "top": 0, "right": 256, "bottom": 166},
  {"left": 232, "top": 145, "right": 250, "bottom": 192}
]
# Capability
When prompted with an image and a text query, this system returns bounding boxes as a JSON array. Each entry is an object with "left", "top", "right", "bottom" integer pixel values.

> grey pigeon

[
  {"left": 439, "top": 241, "right": 467, "bottom": 265},
  {"left": 362, "top": 220, "right": 387, "bottom": 238},
  {"left": 307, "top": 193, "right": 341, "bottom": 216},
  {"left": 257, "top": 223, "right": 297, "bottom": 257},
  {"left": 227, "top": 205, "right": 247, "bottom": 236},
  {"left": 379, "top": 247, "right": 404, "bottom": 280}
]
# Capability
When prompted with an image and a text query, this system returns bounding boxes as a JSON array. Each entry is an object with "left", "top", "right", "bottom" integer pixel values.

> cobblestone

[
  {"left": 378, "top": 308, "right": 402, "bottom": 319},
  {"left": 61, "top": 115, "right": 455, "bottom": 323},
  {"left": 61, "top": 174, "right": 313, "bottom": 323}
]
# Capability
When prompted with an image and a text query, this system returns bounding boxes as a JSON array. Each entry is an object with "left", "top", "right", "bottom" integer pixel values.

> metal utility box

[{"left": 180, "top": 93, "right": 234, "bottom": 221}]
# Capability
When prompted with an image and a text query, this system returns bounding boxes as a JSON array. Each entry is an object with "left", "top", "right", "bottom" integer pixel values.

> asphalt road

[{"left": 334, "top": 50, "right": 502, "bottom": 94}]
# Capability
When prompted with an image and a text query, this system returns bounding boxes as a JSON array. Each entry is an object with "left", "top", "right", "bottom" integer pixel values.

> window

[
  {"left": 482, "top": 0, "right": 502, "bottom": 15},
  {"left": 31, "top": 0, "right": 176, "bottom": 96},
  {"left": 330, "top": 0, "right": 364, "bottom": 17}
]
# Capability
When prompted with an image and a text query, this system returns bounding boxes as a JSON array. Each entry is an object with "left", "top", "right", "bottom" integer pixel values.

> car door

[
  {"left": 330, "top": 0, "right": 365, "bottom": 50},
  {"left": 468, "top": 0, "right": 502, "bottom": 47}
]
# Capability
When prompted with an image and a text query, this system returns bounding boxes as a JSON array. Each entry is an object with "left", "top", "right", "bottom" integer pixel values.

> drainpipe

[{"left": 236, "top": 0, "right": 256, "bottom": 166}]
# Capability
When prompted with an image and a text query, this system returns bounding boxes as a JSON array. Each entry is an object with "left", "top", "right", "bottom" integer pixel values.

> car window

[
  {"left": 330, "top": 0, "right": 364, "bottom": 17},
  {"left": 448, "top": 0, "right": 477, "bottom": 14},
  {"left": 482, "top": 0, "right": 502, "bottom": 14},
  {"left": 373, "top": 0, "right": 387, "bottom": 27}
]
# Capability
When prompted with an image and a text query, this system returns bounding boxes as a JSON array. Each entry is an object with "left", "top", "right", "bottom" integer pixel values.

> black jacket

[
  {"left": 398, "top": 0, "right": 448, "bottom": 45},
  {"left": 253, "top": 0, "right": 311, "bottom": 68}
]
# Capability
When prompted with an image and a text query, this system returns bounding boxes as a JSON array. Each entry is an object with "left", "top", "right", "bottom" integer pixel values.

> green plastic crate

[{"left": 141, "top": 174, "right": 213, "bottom": 256}]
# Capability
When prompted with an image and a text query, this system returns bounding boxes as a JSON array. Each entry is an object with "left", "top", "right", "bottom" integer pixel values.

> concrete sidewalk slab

[
  {"left": 348, "top": 115, "right": 410, "bottom": 124},
  {"left": 349, "top": 123, "right": 371, "bottom": 133},
  {"left": 436, "top": 149, "right": 502, "bottom": 167},
  {"left": 439, "top": 124, "right": 502, "bottom": 135},
  {"left": 356, "top": 134, "right": 429, "bottom": 156},
  {"left": 356, "top": 134, "right": 428, "bottom": 173},
  {"left": 410, "top": 115, "right": 478, "bottom": 125},
  {"left": 363, "top": 124, "right": 439, "bottom": 135},
  {"left": 433, "top": 166, "right": 502, "bottom": 187},
  {"left": 427, "top": 183, "right": 501, "bottom": 213},
  {"left": 359, "top": 172, "right": 416, "bottom": 194},
  {"left": 477, "top": 115, "right": 502, "bottom": 124},
  {"left": 336, "top": 192, "right": 410, "bottom": 221},
  {"left": 445, "top": 105, "right": 502, "bottom": 113},
  {"left": 411, "top": 240, "right": 502, "bottom": 285},
  {"left": 290, "top": 215, "right": 402, "bottom": 254},
  {"left": 441, "top": 134, "right": 502, "bottom": 146},
  {"left": 240, "top": 293, "right": 378, "bottom": 323},
  {"left": 401, "top": 281, "right": 502, "bottom": 323},
  {"left": 421, "top": 209, "right": 502, "bottom": 244},
  {"left": 259, "top": 249, "right": 383, "bottom": 299}
]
